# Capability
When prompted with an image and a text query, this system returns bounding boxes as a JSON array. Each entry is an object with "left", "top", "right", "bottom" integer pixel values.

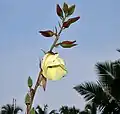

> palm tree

[
  {"left": 49, "top": 110, "right": 58, "bottom": 114},
  {"left": 35, "top": 105, "right": 58, "bottom": 114},
  {"left": 35, "top": 105, "right": 81, "bottom": 114},
  {"left": 35, "top": 105, "right": 44, "bottom": 114},
  {"left": 1, "top": 104, "right": 23, "bottom": 114},
  {"left": 59, "top": 106, "right": 80, "bottom": 114},
  {"left": 80, "top": 102, "right": 97, "bottom": 114},
  {"left": 74, "top": 60, "right": 120, "bottom": 113},
  {"left": 68, "top": 106, "right": 80, "bottom": 114},
  {"left": 59, "top": 106, "right": 69, "bottom": 114},
  {"left": 35, "top": 105, "right": 48, "bottom": 114}
]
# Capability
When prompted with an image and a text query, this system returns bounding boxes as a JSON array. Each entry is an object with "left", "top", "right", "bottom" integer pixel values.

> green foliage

[
  {"left": 28, "top": 76, "right": 33, "bottom": 88},
  {"left": 59, "top": 106, "right": 80, "bottom": 114},
  {"left": 26, "top": 2, "right": 80, "bottom": 114},
  {"left": 74, "top": 60, "right": 120, "bottom": 113},
  {"left": 25, "top": 93, "right": 31, "bottom": 105},
  {"left": 67, "top": 5, "right": 75, "bottom": 16},
  {"left": 30, "top": 107, "right": 36, "bottom": 114},
  {"left": 1, "top": 104, "right": 22, "bottom": 114},
  {"left": 63, "top": 3, "right": 68, "bottom": 16}
]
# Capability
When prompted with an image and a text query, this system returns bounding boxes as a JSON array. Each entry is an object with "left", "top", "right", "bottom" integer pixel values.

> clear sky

[{"left": 0, "top": 0, "right": 120, "bottom": 112}]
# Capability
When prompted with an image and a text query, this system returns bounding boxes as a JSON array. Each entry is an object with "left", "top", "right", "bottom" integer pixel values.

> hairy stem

[
  {"left": 49, "top": 18, "right": 66, "bottom": 52},
  {"left": 49, "top": 26, "right": 63, "bottom": 52},
  {"left": 27, "top": 71, "right": 42, "bottom": 114},
  {"left": 26, "top": 105, "right": 30, "bottom": 114}
]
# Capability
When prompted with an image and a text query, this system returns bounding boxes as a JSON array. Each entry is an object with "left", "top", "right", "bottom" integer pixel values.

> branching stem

[{"left": 26, "top": 17, "right": 66, "bottom": 114}]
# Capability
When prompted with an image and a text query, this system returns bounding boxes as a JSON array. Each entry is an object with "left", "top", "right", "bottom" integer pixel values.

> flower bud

[
  {"left": 41, "top": 52, "right": 67, "bottom": 80},
  {"left": 39, "top": 30, "right": 54, "bottom": 37},
  {"left": 56, "top": 4, "right": 63, "bottom": 19}
]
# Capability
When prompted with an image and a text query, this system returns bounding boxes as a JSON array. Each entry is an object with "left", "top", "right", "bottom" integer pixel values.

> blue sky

[{"left": 0, "top": 0, "right": 120, "bottom": 112}]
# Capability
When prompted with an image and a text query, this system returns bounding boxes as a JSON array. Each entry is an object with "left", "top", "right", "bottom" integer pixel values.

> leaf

[
  {"left": 39, "top": 75, "right": 47, "bottom": 91},
  {"left": 60, "top": 43, "right": 77, "bottom": 48},
  {"left": 62, "top": 40, "right": 76, "bottom": 44},
  {"left": 30, "top": 107, "right": 35, "bottom": 114},
  {"left": 68, "top": 16, "right": 80, "bottom": 23},
  {"left": 39, "top": 30, "right": 54, "bottom": 37},
  {"left": 95, "top": 61, "right": 114, "bottom": 88},
  {"left": 63, "top": 2, "right": 68, "bottom": 15},
  {"left": 56, "top": 4, "right": 63, "bottom": 19},
  {"left": 55, "top": 26, "right": 57, "bottom": 34},
  {"left": 58, "top": 21, "right": 62, "bottom": 28},
  {"left": 28, "top": 76, "right": 33, "bottom": 88},
  {"left": 73, "top": 81, "right": 110, "bottom": 108},
  {"left": 63, "top": 16, "right": 80, "bottom": 28},
  {"left": 25, "top": 93, "right": 30, "bottom": 105},
  {"left": 68, "top": 5, "right": 75, "bottom": 16},
  {"left": 96, "top": 60, "right": 120, "bottom": 99},
  {"left": 111, "top": 78, "right": 120, "bottom": 99},
  {"left": 56, "top": 40, "right": 78, "bottom": 48}
]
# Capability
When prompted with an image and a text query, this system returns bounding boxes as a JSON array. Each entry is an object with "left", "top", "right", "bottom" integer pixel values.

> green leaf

[
  {"left": 28, "top": 76, "right": 33, "bottom": 88},
  {"left": 74, "top": 82, "right": 110, "bottom": 111},
  {"left": 25, "top": 93, "right": 30, "bottom": 105},
  {"left": 68, "top": 5, "right": 75, "bottom": 16},
  {"left": 55, "top": 26, "right": 57, "bottom": 34},
  {"left": 30, "top": 107, "right": 35, "bottom": 114},
  {"left": 63, "top": 2, "right": 68, "bottom": 15},
  {"left": 60, "top": 43, "right": 77, "bottom": 48},
  {"left": 58, "top": 21, "right": 62, "bottom": 28}
]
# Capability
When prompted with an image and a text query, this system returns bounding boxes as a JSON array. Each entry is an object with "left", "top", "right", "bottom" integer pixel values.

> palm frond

[
  {"left": 95, "top": 61, "right": 114, "bottom": 89},
  {"left": 101, "top": 100, "right": 120, "bottom": 114},
  {"left": 85, "top": 102, "right": 97, "bottom": 114},
  {"left": 69, "top": 106, "right": 80, "bottom": 114},
  {"left": 113, "top": 59, "right": 120, "bottom": 78},
  {"left": 14, "top": 106, "right": 23, "bottom": 114},
  {"left": 49, "top": 110, "right": 57, "bottom": 114},
  {"left": 74, "top": 82, "right": 111, "bottom": 111},
  {"left": 96, "top": 60, "right": 120, "bottom": 87},
  {"left": 59, "top": 106, "right": 69, "bottom": 113},
  {"left": 1, "top": 104, "right": 13, "bottom": 114},
  {"left": 96, "top": 60, "right": 120, "bottom": 100},
  {"left": 36, "top": 105, "right": 44, "bottom": 114},
  {"left": 80, "top": 111, "right": 89, "bottom": 114},
  {"left": 74, "top": 82, "right": 103, "bottom": 101}
]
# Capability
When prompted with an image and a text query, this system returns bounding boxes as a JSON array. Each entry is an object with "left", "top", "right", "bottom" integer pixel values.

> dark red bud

[
  {"left": 63, "top": 16, "right": 80, "bottom": 28},
  {"left": 62, "top": 40, "right": 76, "bottom": 44},
  {"left": 56, "top": 4, "right": 63, "bottom": 18},
  {"left": 68, "top": 16, "right": 80, "bottom": 23},
  {"left": 39, "top": 30, "right": 54, "bottom": 37}
]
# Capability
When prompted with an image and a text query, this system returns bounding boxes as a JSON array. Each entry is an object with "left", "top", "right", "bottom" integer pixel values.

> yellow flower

[{"left": 41, "top": 52, "right": 67, "bottom": 80}]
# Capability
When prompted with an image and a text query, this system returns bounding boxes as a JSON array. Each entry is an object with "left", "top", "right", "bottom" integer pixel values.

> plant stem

[
  {"left": 26, "top": 105, "right": 29, "bottom": 114},
  {"left": 49, "top": 17, "right": 66, "bottom": 52},
  {"left": 49, "top": 26, "right": 63, "bottom": 52},
  {"left": 27, "top": 71, "right": 42, "bottom": 114},
  {"left": 27, "top": 17, "right": 66, "bottom": 114}
]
